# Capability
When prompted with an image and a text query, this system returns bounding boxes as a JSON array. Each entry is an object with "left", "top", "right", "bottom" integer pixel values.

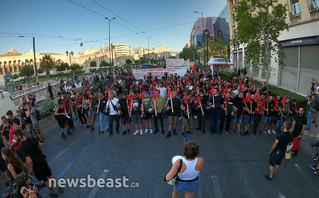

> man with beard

[{"left": 290, "top": 107, "right": 307, "bottom": 158}]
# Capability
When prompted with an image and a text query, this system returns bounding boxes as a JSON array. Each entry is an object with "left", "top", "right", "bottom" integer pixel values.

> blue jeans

[
  {"left": 210, "top": 112, "right": 221, "bottom": 132},
  {"left": 99, "top": 112, "right": 109, "bottom": 132},
  {"left": 306, "top": 111, "right": 315, "bottom": 131},
  {"left": 277, "top": 115, "right": 286, "bottom": 133}
]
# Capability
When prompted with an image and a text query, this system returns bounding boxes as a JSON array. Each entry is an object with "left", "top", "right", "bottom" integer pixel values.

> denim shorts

[
  {"left": 174, "top": 179, "right": 199, "bottom": 193},
  {"left": 264, "top": 116, "right": 272, "bottom": 124},
  {"left": 244, "top": 114, "right": 254, "bottom": 125},
  {"left": 233, "top": 113, "right": 243, "bottom": 124}
]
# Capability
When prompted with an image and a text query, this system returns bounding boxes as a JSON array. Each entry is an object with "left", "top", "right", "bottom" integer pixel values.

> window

[
  {"left": 314, "top": 0, "right": 319, "bottom": 8},
  {"left": 292, "top": 0, "right": 301, "bottom": 14}
]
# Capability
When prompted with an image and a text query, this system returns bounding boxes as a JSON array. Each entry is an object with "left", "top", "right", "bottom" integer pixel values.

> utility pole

[
  {"left": 106, "top": 17, "right": 116, "bottom": 67},
  {"left": 32, "top": 37, "right": 39, "bottom": 84},
  {"left": 148, "top": 36, "right": 152, "bottom": 64}
]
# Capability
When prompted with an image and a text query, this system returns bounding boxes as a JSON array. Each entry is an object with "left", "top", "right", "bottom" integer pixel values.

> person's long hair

[{"left": 1, "top": 147, "right": 27, "bottom": 174}]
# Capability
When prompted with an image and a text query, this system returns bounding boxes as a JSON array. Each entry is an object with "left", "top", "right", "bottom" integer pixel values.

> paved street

[{"left": 1, "top": 116, "right": 319, "bottom": 198}]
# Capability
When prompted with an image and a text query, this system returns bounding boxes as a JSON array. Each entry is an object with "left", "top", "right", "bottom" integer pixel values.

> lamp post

[
  {"left": 204, "top": 29, "right": 210, "bottom": 69},
  {"left": 105, "top": 17, "right": 116, "bottom": 67},
  {"left": 66, "top": 51, "right": 74, "bottom": 68},
  {"left": 148, "top": 36, "right": 152, "bottom": 64},
  {"left": 194, "top": 11, "right": 205, "bottom": 66}
]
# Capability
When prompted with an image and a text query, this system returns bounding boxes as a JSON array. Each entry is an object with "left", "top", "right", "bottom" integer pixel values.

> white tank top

[{"left": 178, "top": 158, "right": 200, "bottom": 180}]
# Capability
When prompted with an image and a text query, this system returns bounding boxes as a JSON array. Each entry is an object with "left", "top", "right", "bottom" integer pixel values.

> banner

[
  {"left": 166, "top": 59, "right": 190, "bottom": 70},
  {"left": 132, "top": 69, "right": 168, "bottom": 80}
]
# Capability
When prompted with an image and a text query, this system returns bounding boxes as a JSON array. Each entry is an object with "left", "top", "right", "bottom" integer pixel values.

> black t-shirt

[
  {"left": 199, "top": 94, "right": 209, "bottom": 105},
  {"left": 0, "top": 123, "right": 9, "bottom": 140},
  {"left": 132, "top": 98, "right": 142, "bottom": 115},
  {"left": 13, "top": 117, "right": 21, "bottom": 126},
  {"left": 167, "top": 97, "right": 181, "bottom": 116},
  {"left": 244, "top": 101, "right": 256, "bottom": 115},
  {"left": 119, "top": 98, "right": 128, "bottom": 112},
  {"left": 264, "top": 101, "right": 274, "bottom": 116},
  {"left": 274, "top": 132, "right": 293, "bottom": 154},
  {"left": 18, "top": 137, "right": 46, "bottom": 169},
  {"left": 293, "top": 115, "right": 307, "bottom": 137},
  {"left": 233, "top": 97, "right": 244, "bottom": 113}
]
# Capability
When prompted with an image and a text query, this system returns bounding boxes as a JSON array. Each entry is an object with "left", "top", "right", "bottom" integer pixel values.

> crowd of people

[{"left": 0, "top": 67, "right": 318, "bottom": 197}]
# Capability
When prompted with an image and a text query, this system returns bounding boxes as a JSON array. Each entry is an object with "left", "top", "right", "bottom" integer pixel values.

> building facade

[
  {"left": 190, "top": 17, "right": 217, "bottom": 47},
  {"left": 227, "top": 0, "right": 319, "bottom": 95}
]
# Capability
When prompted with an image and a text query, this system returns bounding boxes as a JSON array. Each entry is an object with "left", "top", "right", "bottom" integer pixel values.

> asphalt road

[{"left": 1, "top": 114, "right": 319, "bottom": 198}]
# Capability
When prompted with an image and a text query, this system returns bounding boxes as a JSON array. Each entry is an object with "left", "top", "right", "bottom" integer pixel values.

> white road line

[
  {"left": 87, "top": 169, "right": 110, "bottom": 198},
  {"left": 278, "top": 192, "right": 286, "bottom": 198},
  {"left": 210, "top": 175, "right": 223, "bottom": 198}
]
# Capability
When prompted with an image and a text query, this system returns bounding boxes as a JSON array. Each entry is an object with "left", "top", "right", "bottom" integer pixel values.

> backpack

[
  {"left": 2, "top": 183, "right": 18, "bottom": 198},
  {"left": 35, "top": 109, "right": 41, "bottom": 121},
  {"left": 315, "top": 99, "right": 319, "bottom": 111}
]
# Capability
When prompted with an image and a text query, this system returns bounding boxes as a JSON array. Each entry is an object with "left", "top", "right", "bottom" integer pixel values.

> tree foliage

[
  {"left": 69, "top": 63, "right": 82, "bottom": 71},
  {"left": 126, "top": 59, "right": 132, "bottom": 65},
  {"left": 179, "top": 45, "right": 200, "bottom": 61},
  {"left": 101, "top": 60, "right": 109, "bottom": 67},
  {"left": 19, "top": 66, "right": 34, "bottom": 79},
  {"left": 233, "top": 0, "right": 288, "bottom": 81},
  {"left": 209, "top": 36, "right": 230, "bottom": 64},
  {"left": 40, "top": 55, "right": 55, "bottom": 77},
  {"left": 90, "top": 61, "right": 97, "bottom": 67}
]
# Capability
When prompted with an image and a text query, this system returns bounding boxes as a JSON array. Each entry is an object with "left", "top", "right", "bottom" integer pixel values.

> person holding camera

[
  {"left": 106, "top": 91, "right": 119, "bottom": 137},
  {"left": 13, "top": 129, "right": 62, "bottom": 197}
]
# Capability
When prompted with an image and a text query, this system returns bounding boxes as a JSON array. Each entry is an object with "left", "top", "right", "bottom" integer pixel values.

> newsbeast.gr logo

[{"left": 49, "top": 176, "right": 139, "bottom": 188}]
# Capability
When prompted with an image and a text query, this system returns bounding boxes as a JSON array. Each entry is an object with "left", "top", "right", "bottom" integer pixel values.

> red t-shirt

[
  {"left": 9, "top": 125, "right": 21, "bottom": 150},
  {"left": 62, "top": 97, "right": 71, "bottom": 112},
  {"left": 76, "top": 96, "right": 83, "bottom": 106},
  {"left": 255, "top": 99, "right": 265, "bottom": 115}
]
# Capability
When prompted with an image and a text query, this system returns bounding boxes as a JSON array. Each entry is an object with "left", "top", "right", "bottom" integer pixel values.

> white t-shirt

[
  {"left": 233, "top": 90, "right": 239, "bottom": 97},
  {"left": 316, "top": 86, "right": 319, "bottom": 94},
  {"left": 107, "top": 98, "right": 119, "bottom": 115},
  {"left": 159, "top": 87, "right": 167, "bottom": 98}
]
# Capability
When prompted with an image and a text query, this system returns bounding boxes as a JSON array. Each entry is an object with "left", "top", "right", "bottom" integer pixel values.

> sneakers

[
  {"left": 122, "top": 131, "right": 126, "bottom": 136},
  {"left": 166, "top": 132, "right": 171, "bottom": 138},
  {"left": 134, "top": 130, "right": 139, "bottom": 136},
  {"left": 264, "top": 175, "right": 272, "bottom": 181},
  {"left": 127, "top": 129, "right": 131, "bottom": 133},
  {"left": 67, "top": 130, "right": 73, "bottom": 135},
  {"left": 309, "top": 164, "right": 317, "bottom": 171},
  {"left": 226, "top": 131, "right": 230, "bottom": 135},
  {"left": 179, "top": 117, "right": 182, "bottom": 120},
  {"left": 267, "top": 129, "right": 271, "bottom": 135},
  {"left": 145, "top": 129, "right": 148, "bottom": 134},
  {"left": 140, "top": 130, "right": 143, "bottom": 135},
  {"left": 173, "top": 130, "right": 177, "bottom": 136},
  {"left": 238, "top": 132, "right": 243, "bottom": 137},
  {"left": 61, "top": 134, "right": 67, "bottom": 139},
  {"left": 150, "top": 129, "right": 153, "bottom": 134},
  {"left": 314, "top": 170, "right": 318, "bottom": 175},
  {"left": 271, "top": 130, "right": 276, "bottom": 135},
  {"left": 304, "top": 130, "right": 309, "bottom": 133},
  {"left": 194, "top": 115, "right": 198, "bottom": 119}
]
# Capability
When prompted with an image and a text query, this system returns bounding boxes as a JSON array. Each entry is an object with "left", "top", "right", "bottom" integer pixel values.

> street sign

[{"left": 5, "top": 72, "right": 12, "bottom": 81}]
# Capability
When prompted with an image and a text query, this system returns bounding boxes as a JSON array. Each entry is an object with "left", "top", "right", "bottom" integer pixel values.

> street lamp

[
  {"left": 66, "top": 51, "right": 74, "bottom": 67},
  {"left": 105, "top": 17, "right": 116, "bottom": 67},
  {"left": 194, "top": 10, "right": 205, "bottom": 65},
  {"left": 148, "top": 36, "right": 152, "bottom": 64},
  {"left": 204, "top": 29, "right": 210, "bottom": 69}
]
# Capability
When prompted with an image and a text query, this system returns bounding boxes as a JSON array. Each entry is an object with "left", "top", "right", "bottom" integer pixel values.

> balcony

[
  {"left": 309, "top": 4, "right": 319, "bottom": 17},
  {"left": 289, "top": 10, "right": 302, "bottom": 25}
]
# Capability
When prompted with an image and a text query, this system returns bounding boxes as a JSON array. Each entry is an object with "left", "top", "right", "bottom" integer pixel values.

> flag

[
  {"left": 222, "top": 85, "right": 228, "bottom": 97},
  {"left": 281, "top": 95, "right": 286, "bottom": 104},
  {"left": 265, "top": 91, "right": 269, "bottom": 102},
  {"left": 294, "top": 103, "right": 298, "bottom": 111},
  {"left": 210, "top": 87, "right": 214, "bottom": 95},
  {"left": 184, "top": 96, "right": 189, "bottom": 105},
  {"left": 207, "top": 84, "right": 209, "bottom": 93},
  {"left": 168, "top": 89, "right": 172, "bottom": 98},
  {"left": 254, "top": 91, "right": 259, "bottom": 103},
  {"left": 244, "top": 92, "right": 251, "bottom": 102},
  {"left": 106, "top": 86, "right": 110, "bottom": 94},
  {"left": 196, "top": 95, "right": 201, "bottom": 105},
  {"left": 152, "top": 88, "right": 156, "bottom": 100},
  {"left": 139, "top": 92, "right": 144, "bottom": 99},
  {"left": 240, "top": 80, "right": 243, "bottom": 91},
  {"left": 225, "top": 96, "right": 228, "bottom": 106},
  {"left": 274, "top": 99, "right": 279, "bottom": 110},
  {"left": 129, "top": 98, "right": 133, "bottom": 106}
]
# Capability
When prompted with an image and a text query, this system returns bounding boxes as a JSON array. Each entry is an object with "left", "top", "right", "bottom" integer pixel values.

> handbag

[{"left": 166, "top": 159, "right": 183, "bottom": 185}]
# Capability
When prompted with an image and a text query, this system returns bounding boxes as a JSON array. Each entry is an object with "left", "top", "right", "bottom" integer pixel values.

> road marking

[
  {"left": 210, "top": 175, "right": 223, "bottom": 198},
  {"left": 278, "top": 192, "right": 286, "bottom": 198},
  {"left": 40, "top": 134, "right": 100, "bottom": 197},
  {"left": 87, "top": 169, "right": 110, "bottom": 198}
]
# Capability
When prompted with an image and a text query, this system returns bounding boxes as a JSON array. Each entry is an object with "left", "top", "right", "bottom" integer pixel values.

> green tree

[
  {"left": 90, "top": 61, "right": 97, "bottom": 67},
  {"left": 179, "top": 45, "right": 200, "bottom": 61},
  {"left": 70, "top": 63, "right": 82, "bottom": 71},
  {"left": 13, "top": 74, "right": 19, "bottom": 79},
  {"left": 209, "top": 36, "right": 230, "bottom": 65},
  {"left": 40, "top": 55, "right": 55, "bottom": 78},
  {"left": 126, "top": 59, "right": 132, "bottom": 65},
  {"left": 19, "top": 66, "right": 34, "bottom": 81},
  {"left": 233, "top": 0, "right": 288, "bottom": 82},
  {"left": 101, "top": 60, "right": 109, "bottom": 67},
  {"left": 56, "top": 62, "right": 69, "bottom": 72}
]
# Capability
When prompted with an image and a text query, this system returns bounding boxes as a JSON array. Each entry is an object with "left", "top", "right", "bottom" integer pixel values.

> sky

[{"left": 0, "top": 0, "right": 227, "bottom": 54}]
